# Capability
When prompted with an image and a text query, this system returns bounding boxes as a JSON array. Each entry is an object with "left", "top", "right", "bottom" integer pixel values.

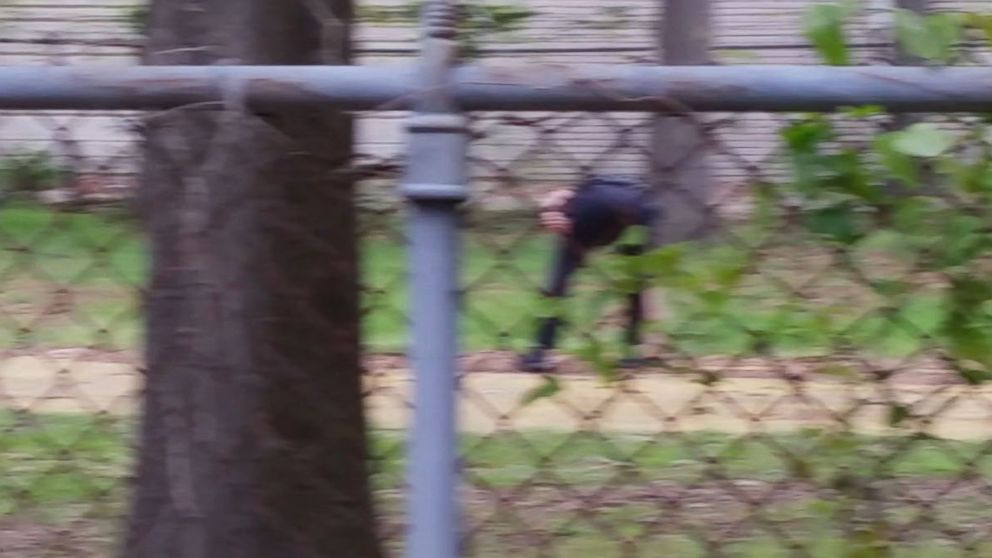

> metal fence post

[{"left": 402, "top": 2, "right": 468, "bottom": 558}]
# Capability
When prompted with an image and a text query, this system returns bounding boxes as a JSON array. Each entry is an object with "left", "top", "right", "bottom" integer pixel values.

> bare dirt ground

[
  {"left": 0, "top": 520, "right": 110, "bottom": 558},
  {"left": 3, "top": 349, "right": 992, "bottom": 556},
  {"left": 1, "top": 349, "right": 990, "bottom": 440}
]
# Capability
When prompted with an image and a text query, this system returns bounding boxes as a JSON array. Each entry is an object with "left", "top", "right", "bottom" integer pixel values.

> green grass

[
  {"left": 465, "top": 529, "right": 992, "bottom": 558},
  {"left": 4, "top": 412, "right": 992, "bottom": 555},
  {"left": 0, "top": 201, "right": 954, "bottom": 359},
  {"left": 0, "top": 202, "right": 652, "bottom": 354},
  {"left": 0, "top": 202, "right": 145, "bottom": 351},
  {"left": 0, "top": 204, "right": 984, "bottom": 553},
  {"left": 0, "top": 412, "right": 130, "bottom": 522},
  {"left": 7, "top": 416, "right": 992, "bottom": 505},
  {"left": 380, "top": 429, "right": 992, "bottom": 488}
]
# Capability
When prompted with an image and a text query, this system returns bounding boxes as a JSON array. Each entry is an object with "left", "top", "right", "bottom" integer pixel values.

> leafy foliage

[
  {"left": 0, "top": 150, "right": 69, "bottom": 194},
  {"left": 540, "top": 2, "right": 992, "bottom": 404},
  {"left": 803, "top": 0, "right": 859, "bottom": 65},
  {"left": 358, "top": 1, "right": 537, "bottom": 58},
  {"left": 894, "top": 9, "right": 963, "bottom": 64},
  {"left": 124, "top": 5, "right": 151, "bottom": 35}
]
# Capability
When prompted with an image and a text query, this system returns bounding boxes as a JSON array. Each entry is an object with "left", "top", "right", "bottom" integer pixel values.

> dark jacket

[{"left": 565, "top": 175, "right": 661, "bottom": 250}]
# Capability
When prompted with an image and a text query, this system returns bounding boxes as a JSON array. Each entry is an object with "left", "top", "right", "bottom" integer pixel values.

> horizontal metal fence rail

[{"left": 0, "top": 64, "right": 990, "bottom": 112}]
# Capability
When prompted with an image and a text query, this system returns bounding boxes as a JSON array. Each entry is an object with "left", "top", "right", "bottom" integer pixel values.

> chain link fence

[
  {"left": 442, "top": 111, "right": 992, "bottom": 557},
  {"left": 0, "top": 106, "right": 410, "bottom": 556},
  {"left": 3, "top": 2, "right": 992, "bottom": 558}
]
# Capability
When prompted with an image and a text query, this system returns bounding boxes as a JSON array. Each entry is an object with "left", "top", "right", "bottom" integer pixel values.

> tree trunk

[
  {"left": 122, "top": 1, "right": 382, "bottom": 557},
  {"left": 651, "top": 0, "right": 713, "bottom": 244}
]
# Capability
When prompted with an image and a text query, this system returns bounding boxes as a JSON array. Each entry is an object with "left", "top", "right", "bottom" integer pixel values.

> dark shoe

[
  {"left": 617, "top": 356, "right": 645, "bottom": 370},
  {"left": 519, "top": 349, "right": 554, "bottom": 373}
]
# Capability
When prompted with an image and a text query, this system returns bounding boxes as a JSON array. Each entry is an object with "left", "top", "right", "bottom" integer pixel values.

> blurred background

[{"left": 2, "top": 1, "right": 992, "bottom": 557}]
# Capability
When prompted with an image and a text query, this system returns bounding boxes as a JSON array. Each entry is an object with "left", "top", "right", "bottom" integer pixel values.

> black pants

[{"left": 534, "top": 239, "right": 646, "bottom": 351}]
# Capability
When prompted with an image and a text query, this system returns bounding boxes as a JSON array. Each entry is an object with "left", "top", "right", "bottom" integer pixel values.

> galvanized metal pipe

[
  {"left": 0, "top": 64, "right": 991, "bottom": 112},
  {"left": 454, "top": 64, "right": 992, "bottom": 112},
  {"left": 0, "top": 65, "right": 415, "bottom": 111},
  {"left": 402, "top": 3, "right": 466, "bottom": 558}
]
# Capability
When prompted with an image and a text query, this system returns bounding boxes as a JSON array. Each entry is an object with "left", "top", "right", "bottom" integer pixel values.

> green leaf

[
  {"left": 870, "top": 279, "right": 909, "bottom": 297},
  {"left": 618, "top": 224, "right": 650, "bottom": 248},
  {"left": 697, "top": 289, "right": 731, "bottom": 312},
  {"left": 858, "top": 230, "right": 909, "bottom": 257},
  {"left": 949, "top": 275, "right": 992, "bottom": 308},
  {"left": 850, "top": 526, "right": 893, "bottom": 558},
  {"left": 765, "top": 308, "right": 834, "bottom": 355},
  {"left": 929, "top": 13, "right": 964, "bottom": 62},
  {"left": 879, "top": 326, "right": 924, "bottom": 358},
  {"left": 947, "top": 327, "right": 992, "bottom": 371},
  {"left": 962, "top": 13, "right": 992, "bottom": 44},
  {"left": 519, "top": 377, "right": 562, "bottom": 407},
  {"left": 575, "top": 337, "right": 618, "bottom": 383},
  {"left": 701, "top": 246, "right": 749, "bottom": 289},
  {"left": 829, "top": 149, "right": 883, "bottom": 203},
  {"left": 713, "top": 262, "right": 747, "bottom": 289},
  {"left": 804, "top": 202, "right": 865, "bottom": 244},
  {"left": 782, "top": 117, "right": 885, "bottom": 203},
  {"left": 895, "top": 10, "right": 962, "bottom": 63},
  {"left": 975, "top": 13, "right": 992, "bottom": 44},
  {"left": 899, "top": 293, "right": 948, "bottom": 336},
  {"left": 665, "top": 312, "right": 752, "bottom": 357},
  {"left": 804, "top": 2, "right": 859, "bottom": 66},
  {"left": 840, "top": 105, "right": 884, "bottom": 119},
  {"left": 782, "top": 115, "right": 834, "bottom": 153},
  {"left": 808, "top": 498, "right": 842, "bottom": 519},
  {"left": 945, "top": 276, "right": 992, "bottom": 369},
  {"left": 938, "top": 158, "right": 974, "bottom": 194},
  {"left": 535, "top": 294, "right": 565, "bottom": 319},
  {"left": 933, "top": 214, "right": 988, "bottom": 268},
  {"left": 481, "top": 4, "right": 537, "bottom": 29},
  {"left": 938, "top": 155, "right": 992, "bottom": 197},
  {"left": 957, "top": 365, "right": 992, "bottom": 386},
  {"left": 822, "top": 432, "right": 861, "bottom": 454},
  {"left": 888, "top": 404, "right": 911, "bottom": 427},
  {"left": 891, "top": 123, "right": 956, "bottom": 158},
  {"left": 891, "top": 197, "right": 934, "bottom": 233},
  {"left": 644, "top": 245, "right": 687, "bottom": 287},
  {"left": 873, "top": 133, "right": 919, "bottom": 187}
]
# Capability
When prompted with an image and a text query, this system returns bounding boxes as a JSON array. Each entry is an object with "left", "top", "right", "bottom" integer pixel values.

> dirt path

[{"left": 2, "top": 354, "right": 992, "bottom": 440}]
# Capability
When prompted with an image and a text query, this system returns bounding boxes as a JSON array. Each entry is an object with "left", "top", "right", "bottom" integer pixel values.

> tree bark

[
  {"left": 122, "top": 1, "right": 382, "bottom": 557},
  {"left": 651, "top": 0, "right": 713, "bottom": 244}
]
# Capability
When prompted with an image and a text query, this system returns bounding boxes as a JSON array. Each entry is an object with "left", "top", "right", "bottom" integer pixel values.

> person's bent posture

[{"left": 519, "top": 175, "right": 661, "bottom": 373}]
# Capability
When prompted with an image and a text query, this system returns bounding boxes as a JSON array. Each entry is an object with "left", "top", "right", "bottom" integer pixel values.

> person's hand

[{"left": 538, "top": 188, "right": 575, "bottom": 235}]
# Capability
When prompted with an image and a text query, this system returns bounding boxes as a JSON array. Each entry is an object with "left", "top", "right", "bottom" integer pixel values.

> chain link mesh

[
  {"left": 446, "top": 106, "right": 992, "bottom": 557},
  {"left": 2, "top": 1, "right": 992, "bottom": 557}
]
